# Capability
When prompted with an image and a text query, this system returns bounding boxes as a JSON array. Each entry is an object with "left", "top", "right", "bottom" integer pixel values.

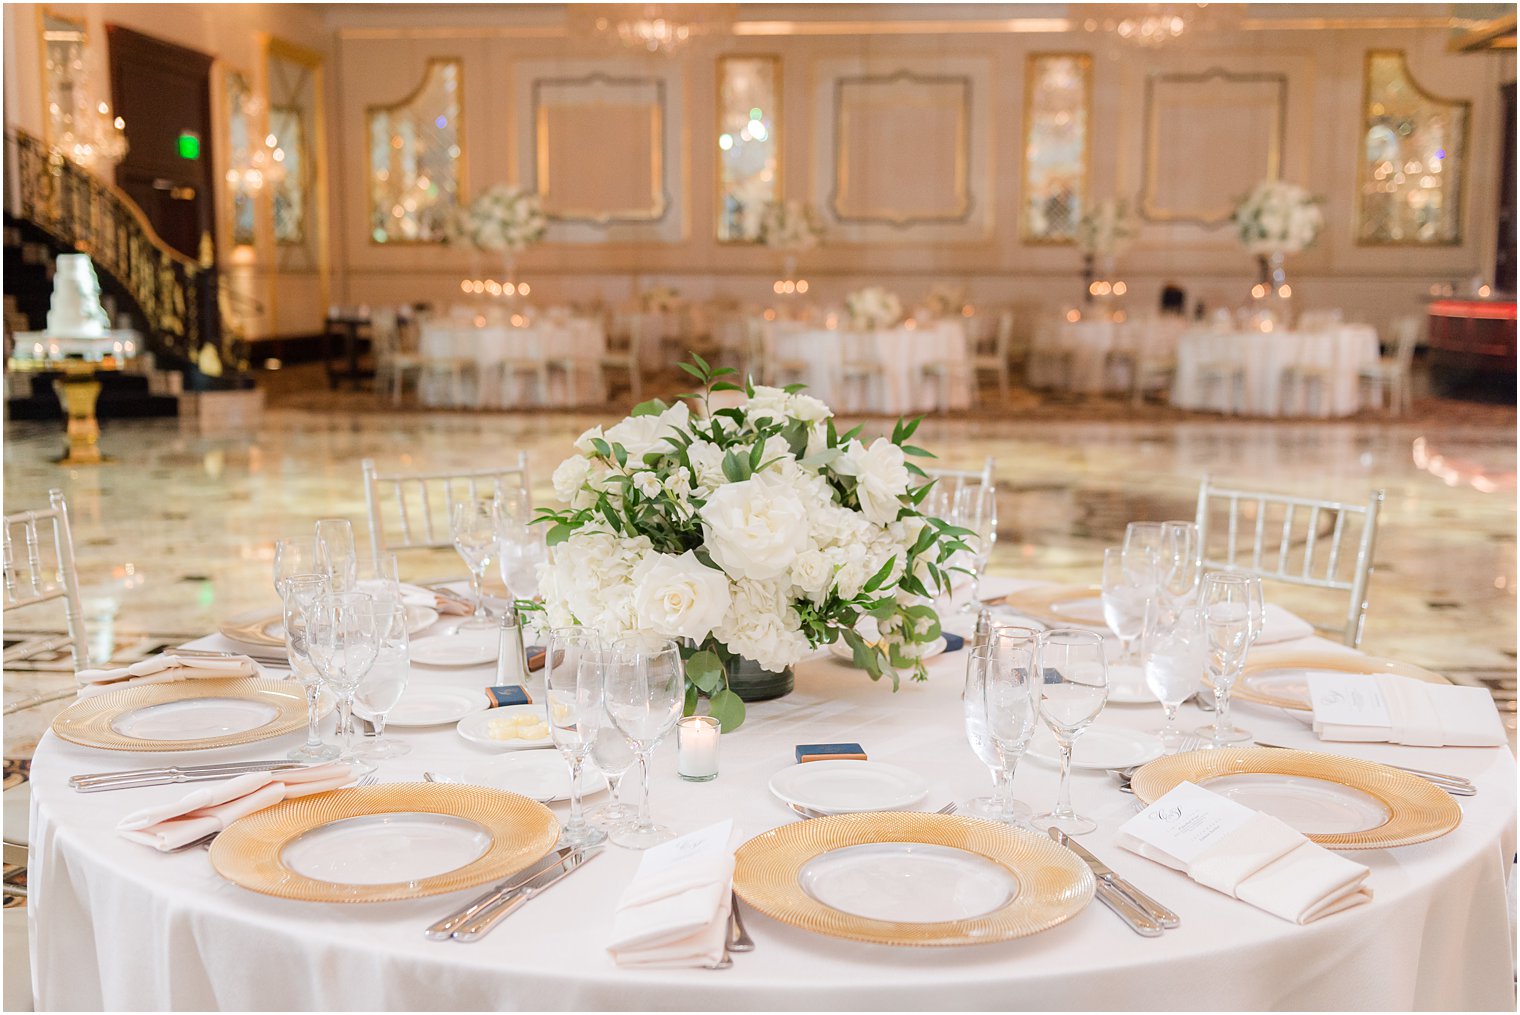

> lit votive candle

[{"left": 677, "top": 715, "right": 720, "bottom": 782}]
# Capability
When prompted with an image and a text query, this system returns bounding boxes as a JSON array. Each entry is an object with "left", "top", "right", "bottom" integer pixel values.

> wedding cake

[{"left": 46, "top": 254, "right": 112, "bottom": 337}]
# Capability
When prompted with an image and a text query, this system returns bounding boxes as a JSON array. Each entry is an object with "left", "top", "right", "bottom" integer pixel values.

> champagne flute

[
  {"left": 543, "top": 627, "right": 606, "bottom": 849},
  {"left": 605, "top": 637, "right": 685, "bottom": 850},
  {"left": 1033, "top": 629, "right": 1109, "bottom": 836},
  {"left": 1195, "top": 572, "right": 1264, "bottom": 747},
  {"left": 282, "top": 573, "right": 339, "bottom": 763},
  {"left": 451, "top": 497, "right": 502, "bottom": 630},
  {"left": 975, "top": 626, "right": 1041, "bottom": 823},
  {"left": 273, "top": 537, "right": 321, "bottom": 599},
  {"left": 954, "top": 484, "right": 998, "bottom": 613},
  {"left": 353, "top": 597, "right": 411, "bottom": 760},
  {"left": 1100, "top": 545, "right": 1157, "bottom": 664},
  {"left": 1142, "top": 600, "right": 1206, "bottom": 750},
  {"left": 306, "top": 591, "right": 380, "bottom": 776},
  {"left": 314, "top": 519, "right": 357, "bottom": 594}
]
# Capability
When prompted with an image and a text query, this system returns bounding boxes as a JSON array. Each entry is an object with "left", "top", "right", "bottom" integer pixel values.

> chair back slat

[
  {"left": 363, "top": 455, "right": 531, "bottom": 566},
  {"left": 1194, "top": 474, "right": 1384, "bottom": 647},
  {"left": 3, "top": 489, "right": 90, "bottom": 671}
]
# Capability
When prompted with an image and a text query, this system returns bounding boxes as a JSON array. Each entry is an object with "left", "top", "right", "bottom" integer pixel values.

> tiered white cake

[{"left": 12, "top": 253, "right": 141, "bottom": 361}]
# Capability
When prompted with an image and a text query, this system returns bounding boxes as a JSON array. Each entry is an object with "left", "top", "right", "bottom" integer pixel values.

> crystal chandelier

[
  {"left": 57, "top": 100, "right": 128, "bottom": 167},
  {"left": 225, "top": 92, "right": 287, "bottom": 197},
  {"left": 577, "top": 5, "right": 736, "bottom": 56},
  {"left": 1079, "top": 4, "right": 1242, "bottom": 47}
]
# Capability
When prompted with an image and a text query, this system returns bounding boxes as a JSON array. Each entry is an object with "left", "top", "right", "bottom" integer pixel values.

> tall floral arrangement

[
  {"left": 844, "top": 287, "right": 903, "bottom": 331},
  {"left": 448, "top": 184, "right": 547, "bottom": 253},
  {"left": 924, "top": 283, "right": 969, "bottom": 319},
  {"left": 536, "top": 357, "right": 970, "bottom": 731},
  {"left": 1231, "top": 181, "right": 1323, "bottom": 256},
  {"left": 1075, "top": 198, "right": 1139, "bottom": 258},
  {"left": 757, "top": 199, "right": 826, "bottom": 252}
]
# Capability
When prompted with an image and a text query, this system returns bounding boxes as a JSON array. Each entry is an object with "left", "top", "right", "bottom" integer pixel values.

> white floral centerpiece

[
  {"left": 1074, "top": 198, "right": 1139, "bottom": 258},
  {"left": 448, "top": 183, "right": 548, "bottom": 253},
  {"left": 757, "top": 199, "right": 826, "bottom": 252},
  {"left": 844, "top": 286, "right": 904, "bottom": 331},
  {"left": 925, "top": 283, "right": 968, "bottom": 319},
  {"left": 536, "top": 356, "right": 971, "bottom": 731},
  {"left": 1231, "top": 181, "right": 1323, "bottom": 256}
]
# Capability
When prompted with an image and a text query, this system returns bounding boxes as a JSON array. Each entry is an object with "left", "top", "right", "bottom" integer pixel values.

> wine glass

[
  {"left": 1142, "top": 601, "right": 1206, "bottom": 751},
  {"left": 305, "top": 591, "right": 380, "bottom": 776},
  {"left": 586, "top": 722, "right": 638, "bottom": 831},
  {"left": 543, "top": 627, "right": 606, "bottom": 849},
  {"left": 451, "top": 497, "right": 502, "bottom": 630},
  {"left": 954, "top": 484, "right": 998, "bottom": 613},
  {"left": 353, "top": 597, "right": 411, "bottom": 760},
  {"left": 282, "top": 573, "right": 339, "bottom": 763},
  {"left": 1033, "top": 629, "right": 1109, "bottom": 836},
  {"left": 1123, "top": 522, "right": 1166, "bottom": 566},
  {"left": 974, "top": 626, "right": 1041, "bottom": 823},
  {"left": 493, "top": 482, "right": 534, "bottom": 528},
  {"left": 1195, "top": 572, "right": 1265, "bottom": 747},
  {"left": 498, "top": 519, "right": 548, "bottom": 601},
  {"left": 604, "top": 637, "right": 685, "bottom": 850},
  {"left": 273, "top": 537, "right": 320, "bottom": 599},
  {"left": 1100, "top": 545, "right": 1157, "bottom": 664},
  {"left": 314, "top": 519, "right": 358, "bottom": 594}
]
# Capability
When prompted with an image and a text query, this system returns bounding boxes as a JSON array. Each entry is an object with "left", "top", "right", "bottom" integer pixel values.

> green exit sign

[{"left": 177, "top": 132, "right": 200, "bottom": 159}]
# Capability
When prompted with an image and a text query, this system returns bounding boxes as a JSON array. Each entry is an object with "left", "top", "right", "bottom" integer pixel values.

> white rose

[
  {"left": 664, "top": 468, "right": 692, "bottom": 500},
  {"left": 700, "top": 472, "right": 810, "bottom": 581},
  {"left": 685, "top": 440, "right": 726, "bottom": 493},
  {"left": 835, "top": 438, "right": 911, "bottom": 525},
  {"left": 574, "top": 425, "right": 605, "bottom": 455},
  {"left": 551, "top": 455, "right": 591, "bottom": 503},
  {"left": 745, "top": 386, "right": 792, "bottom": 421},
  {"left": 631, "top": 550, "right": 731, "bottom": 641},
  {"left": 789, "top": 393, "right": 831, "bottom": 423},
  {"left": 603, "top": 402, "right": 691, "bottom": 460},
  {"left": 633, "top": 471, "right": 662, "bottom": 498},
  {"left": 789, "top": 548, "right": 835, "bottom": 603}
]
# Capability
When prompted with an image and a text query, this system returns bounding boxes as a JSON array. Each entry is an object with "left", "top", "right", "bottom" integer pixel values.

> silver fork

[{"left": 168, "top": 772, "right": 378, "bottom": 853}]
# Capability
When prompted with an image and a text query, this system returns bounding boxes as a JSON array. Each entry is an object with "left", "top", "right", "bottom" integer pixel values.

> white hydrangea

[
  {"left": 1232, "top": 180, "right": 1323, "bottom": 256},
  {"left": 713, "top": 577, "right": 812, "bottom": 673}
]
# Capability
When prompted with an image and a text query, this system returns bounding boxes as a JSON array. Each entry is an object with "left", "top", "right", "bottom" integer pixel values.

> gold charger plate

[
  {"left": 1130, "top": 746, "right": 1461, "bottom": 849},
  {"left": 52, "top": 677, "right": 331, "bottom": 752},
  {"left": 219, "top": 603, "right": 439, "bottom": 648},
  {"left": 733, "top": 813, "right": 1095, "bottom": 946},
  {"left": 210, "top": 783, "right": 559, "bottom": 903},
  {"left": 1225, "top": 649, "right": 1450, "bottom": 711},
  {"left": 993, "top": 584, "right": 1105, "bottom": 629}
]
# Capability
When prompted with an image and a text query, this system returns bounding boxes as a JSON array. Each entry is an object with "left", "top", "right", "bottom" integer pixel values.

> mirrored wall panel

[
  {"left": 42, "top": 10, "right": 88, "bottom": 147},
  {"left": 1357, "top": 51, "right": 1468, "bottom": 246},
  {"left": 265, "top": 39, "right": 322, "bottom": 268},
  {"left": 367, "top": 58, "right": 463, "bottom": 244},
  {"left": 1023, "top": 54, "right": 1090, "bottom": 242},
  {"left": 224, "top": 70, "right": 258, "bottom": 246},
  {"left": 716, "top": 55, "right": 779, "bottom": 242},
  {"left": 269, "top": 105, "right": 306, "bottom": 245}
]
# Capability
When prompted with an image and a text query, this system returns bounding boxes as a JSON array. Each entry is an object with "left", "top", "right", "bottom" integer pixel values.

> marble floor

[{"left": 4, "top": 392, "right": 1516, "bottom": 754}]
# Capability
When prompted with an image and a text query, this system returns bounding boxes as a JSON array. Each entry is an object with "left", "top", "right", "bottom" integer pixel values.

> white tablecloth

[
  {"left": 417, "top": 319, "right": 606, "bottom": 408},
  {"left": 27, "top": 577, "right": 1517, "bottom": 1010},
  {"left": 765, "top": 320, "right": 970, "bottom": 415},
  {"left": 1029, "top": 318, "right": 1189, "bottom": 394},
  {"left": 1170, "top": 325, "right": 1380, "bottom": 417}
]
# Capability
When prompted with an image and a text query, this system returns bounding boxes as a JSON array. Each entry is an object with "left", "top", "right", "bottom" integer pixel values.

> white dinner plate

[
  {"left": 409, "top": 632, "right": 500, "bottom": 668},
  {"left": 456, "top": 705, "right": 553, "bottom": 750},
  {"left": 1103, "top": 663, "right": 1156, "bottom": 705},
  {"left": 427, "top": 752, "right": 607, "bottom": 803},
  {"left": 768, "top": 760, "right": 930, "bottom": 815},
  {"left": 1026, "top": 725, "right": 1165, "bottom": 771},
  {"left": 109, "top": 697, "right": 281, "bottom": 741},
  {"left": 279, "top": 811, "right": 493, "bottom": 886},
  {"left": 798, "top": 841, "right": 1020, "bottom": 923},
  {"left": 372, "top": 686, "right": 484, "bottom": 727},
  {"left": 1198, "top": 772, "right": 1393, "bottom": 835},
  {"left": 828, "top": 637, "right": 948, "bottom": 665}
]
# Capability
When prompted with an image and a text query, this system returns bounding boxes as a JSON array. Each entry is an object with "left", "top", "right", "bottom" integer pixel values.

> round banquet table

[
  {"left": 1029, "top": 317, "right": 1189, "bottom": 395},
  {"left": 417, "top": 318, "right": 606, "bottom": 408},
  {"left": 26, "top": 577, "right": 1517, "bottom": 1011},
  {"left": 1170, "top": 325, "right": 1380, "bottom": 417},
  {"left": 764, "top": 320, "right": 970, "bottom": 415}
]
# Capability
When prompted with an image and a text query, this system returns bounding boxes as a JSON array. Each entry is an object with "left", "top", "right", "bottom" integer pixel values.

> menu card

[
  {"left": 1117, "top": 780, "right": 1258, "bottom": 867},
  {"left": 1306, "top": 672, "right": 1392, "bottom": 728}
]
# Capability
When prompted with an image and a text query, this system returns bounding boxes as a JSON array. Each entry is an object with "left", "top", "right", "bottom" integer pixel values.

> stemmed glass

[
  {"left": 281, "top": 573, "right": 340, "bottom": 763},
  {"left": 498, "top": 519, "right": 548, "bottom": 601},
  {"left": 954, "top": 484, "right": 998, "bottom": 613},
  {"left": 1123, "top": 522, "right": 1165, "bottom": 564},
  {"left": 305, "top": 591, "right": 380, "bottom": 776},
  {"left": 353, "top": 597, "right": 411, "bottom": 760},
  {"left": 1196, "top": 572, "right": 1265, "bottom": 747},
  {"left": 1100, "top": 545, "right": 1157, "bottom": 664},
  {"left": 1033, "top": 629, "right": 1109, "bottom": 836},
  {"left": 314, "top": 519, "right": 358, "bottom": 594},
  {"left": 1142, "top": 601, "right": 1207, "bottom": 751},
  {"left": 543, "top": 627, "right": 606, "bottom": 849},
  {"left": 451, "top": 497, "right": 502, "bottom": 630},
  {"left": 1159, "top": 521, "right": 1202, "bottom": 615},
  {"left": 604, "top": 637, "right": 685, "bottom": 850},
  {"left": 273, "top": 537, "right": 320, "bottom": 598},
  {"left": 586, "top": 722, "right": 639, "bottom": 831},
  {"left": 494, "top": 483, "right": 534, "bottom": 529},
  {"left": 975, "top": 626, "right": 1041, "bottom": 824}
]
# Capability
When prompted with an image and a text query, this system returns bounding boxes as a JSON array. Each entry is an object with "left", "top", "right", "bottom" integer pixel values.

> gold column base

[{"left": 51, "top": 373, "right": 110, "bottom": 465}]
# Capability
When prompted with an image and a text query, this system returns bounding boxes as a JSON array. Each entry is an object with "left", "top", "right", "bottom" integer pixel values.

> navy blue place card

[
  {"left": 942, "top": 632, "right": 966, "bottom": 653},
  {"left": 795, "top": 742, "right": 868, "bottom": 764},
  {"left": 485, "top": 685, "right": 533, "bottom": 708}
]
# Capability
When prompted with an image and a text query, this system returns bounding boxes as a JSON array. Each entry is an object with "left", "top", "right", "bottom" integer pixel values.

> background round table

[
  {"left": 27, "top": 578, "right": 1516, "bottom": 1010},
  {"left": 1170, "top": 325, "right": 1380, "bottom": 417},
  {"left": 763, "top": 320, "right": 970, "bottom": 415}
]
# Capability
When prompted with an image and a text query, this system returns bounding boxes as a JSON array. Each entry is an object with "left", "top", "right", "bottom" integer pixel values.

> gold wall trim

[
  {"left": 1020, "top": 52, "right": 1091, "bottom": 246},
  {"left": 531, "top": 72, "right": 669, "bottom": 225},
  {"left": 1140, "top": 67, "right": 1287, "bottom": 226},
  {"left": 364, "top": 56, "right": 465, "bottom": 247}
]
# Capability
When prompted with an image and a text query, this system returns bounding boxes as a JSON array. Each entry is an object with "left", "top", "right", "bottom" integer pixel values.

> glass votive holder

[{"left": 676, "top": 715, "right": 720, "bottom": 782}]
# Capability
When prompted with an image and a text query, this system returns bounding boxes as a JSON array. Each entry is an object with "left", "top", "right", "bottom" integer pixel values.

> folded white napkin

[
  {"left": 1309, "top": 672, "right": 1506, "bottom": 747},
  {"left": 75, "top": 654, "right": 259, "bottom": 698},
  {"left": 117, "top": 762, "right": 354, "bottom": 850},
  {"left": 356, "top": 580, "right": 468, "bottom": 616},
  {"left": 1252, "top": 604, "right": 1315, "bottom": 646},
  {"left": 608, "top": 820, "right": 738, "bottom": 969},
  {"left": 1116, "top": 781, "right": 1372, "bottom": 925}
]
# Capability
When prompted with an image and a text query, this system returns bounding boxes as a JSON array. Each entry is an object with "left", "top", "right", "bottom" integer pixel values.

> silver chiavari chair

[
  {"left": 1194, "top": 474, "right": 1385, "bottom": 647},
  {"left": 361, "top": 453, "right": 531, "bottom": 566}
]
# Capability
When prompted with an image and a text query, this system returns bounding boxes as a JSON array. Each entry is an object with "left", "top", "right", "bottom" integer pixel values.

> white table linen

[
  {"left": 417, "top": 318, "right": 606, "bottom": 408},
  {"left": 764, "top": 320, "right": 970, "bottom": 415},
  {"left": 1170, "top": 325, "right": 1380, "bottom": 417},
  {"left": 27, "top": 576, "right": 1517, "bottom": 1010}
]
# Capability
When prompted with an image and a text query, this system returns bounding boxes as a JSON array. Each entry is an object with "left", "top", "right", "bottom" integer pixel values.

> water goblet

[
  {"left": 1195, "top": 572, "right": 1265, "bottom": 747},
  {"left": 605, "top": 637, "right": 685, "bottom": 850},
  {"left": 954, "top": 484, "right": 998, "bottom": 613},
  {"left": 498, "top": 519, "right": 547, "bottom": 601},
  {"left": 543, "top": 627, "right": 607, "bottom": 849},
  {"left": 306, "top": 591, "right": 380, "bottom": 776},
  {"left": 1123, "top": 522, "right": 1166, "bottom": 566},
  {"left": 314, "top": 519, "right": 358, "bottom": 593},
  {"left": 282, "top": 573, "right": 340, "bottom": 763},
  {"left": 974, "top": 626, "right": 1041, "bottom": 824},
  {"left": 1033, "top": 628, "right": 1109, "bottom": 836},
  {"left": 273, "top": 537, "right": 320, "bottom": 598},
  {"left": 451, "top": 497, "right": 502, "bottom": 630},
  {"left": 1100, "top": 545, "right": 1157, "bottom": 664},
  {"left": 1142, "top": 601, "right": 1207, "bottom": 750},
  {"left": 493, "top": 482, "right": 534, "bottom": 528},
  {"left": 353, "top": 597, "right": 411, "bottom": 760}
]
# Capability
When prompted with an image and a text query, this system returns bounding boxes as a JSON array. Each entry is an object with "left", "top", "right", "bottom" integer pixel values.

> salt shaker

[{"left": 496, "top": 606, "right": 529, "bottom": 687}]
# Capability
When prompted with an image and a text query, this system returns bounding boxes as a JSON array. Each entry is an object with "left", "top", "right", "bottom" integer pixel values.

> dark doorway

[
  {"left": 1496, "top": 81, "right": 1515, "bottom": 296},
  {"left": 107, "top": 25, "right": 215, "bottom": 261}
]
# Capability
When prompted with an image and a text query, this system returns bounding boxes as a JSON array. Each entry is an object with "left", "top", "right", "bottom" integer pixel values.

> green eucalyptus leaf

[
  {"left": 630, "top": 398, "right": 669, "bottom": 417},
  {"left": 685, "top": 650, "right": 725, "bottom": 694},
  {"left": 706, "top": 689, "right": 746, "bottom": 732}
]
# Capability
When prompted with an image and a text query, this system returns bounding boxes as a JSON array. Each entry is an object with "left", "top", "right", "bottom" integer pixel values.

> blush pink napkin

[
  {"left": 75, "top": 654, "right": 260, "bottom": 698},
  {"left": 117, "top": 762, "right": 354, "bottom": 851}
]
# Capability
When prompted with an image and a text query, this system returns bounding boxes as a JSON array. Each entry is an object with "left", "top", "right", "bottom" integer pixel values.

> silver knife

[
  {"left": 424, "top": 846, "right": 574, "bottom": 940},
  {"left": 452, "top": 847, "right": 602, "bottom": 942},
  {"left": 74, "top": 768, "right": 311, "bottom": 793},
  {"left": 1051, "top": 828, "right": 1179, "bottom": 930},
  {"left": 1093, "top": 880, "right": 1165, "bottom": 937},
  {"left": 71, "top": 760, "right": 309, "bottom": 787}
]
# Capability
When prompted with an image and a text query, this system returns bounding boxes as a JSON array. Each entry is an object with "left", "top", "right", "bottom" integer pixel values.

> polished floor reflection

[{"left": 4, "top": 401, "right": 1515, "bottom": 749}]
